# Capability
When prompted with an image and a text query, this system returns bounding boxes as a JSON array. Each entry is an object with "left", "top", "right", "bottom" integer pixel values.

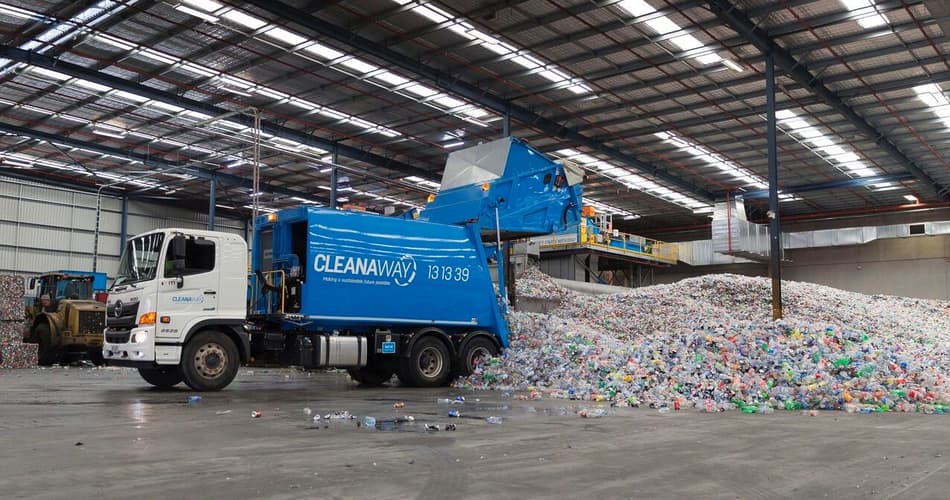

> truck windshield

[{"left": 113, "top": 233, "right": 165, "bottom": 287}]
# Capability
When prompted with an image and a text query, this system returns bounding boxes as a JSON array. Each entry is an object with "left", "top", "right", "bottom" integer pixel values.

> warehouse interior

[{"left": 1, "top": 0, "right": 949, "bottom": 498}]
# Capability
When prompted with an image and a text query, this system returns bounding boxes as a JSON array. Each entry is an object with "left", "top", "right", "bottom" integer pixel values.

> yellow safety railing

[
  {"left": 249, "top": 270, "right": 286, "bottom": 315},
  {"left": 540, "top": 224, "right": 678, "bottom": 265}
]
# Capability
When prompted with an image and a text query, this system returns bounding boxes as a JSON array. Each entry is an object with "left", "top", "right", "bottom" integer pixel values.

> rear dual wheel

[{"left": 397, "top": 336, "right": 452, "bottom": 388}]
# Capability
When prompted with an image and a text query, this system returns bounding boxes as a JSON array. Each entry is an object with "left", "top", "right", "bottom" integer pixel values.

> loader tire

[
  {"left": 35, "top": 323, "right": 61, "bottom": 366},
  {"left": 138, "top": 367, "right": 182, "bottom": 388},
  {"left": 179, "top": 330, "right": 239, "bottom": 391}
]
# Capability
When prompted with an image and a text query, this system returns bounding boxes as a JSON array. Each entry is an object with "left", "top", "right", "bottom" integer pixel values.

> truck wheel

[
  {"left": 179, "top": 331, "right": 239, "bottom": 391},
  {"left": 456, "top": 336, "right": 498, "bottom": 377},
  {"left": 35, "top": 323, "right": 60, "bottom": 366},
  {"left": 399, "top": 336, "right": 451, "bottom": 388},
  {"left": 138, "top": 367, "right": 182, "bottom": 388},
  {"left": 347, "top": 365, "right": 395, "bottom": 386}
]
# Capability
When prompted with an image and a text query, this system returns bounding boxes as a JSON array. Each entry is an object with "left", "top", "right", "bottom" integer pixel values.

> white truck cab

[{"left": 103, "top": 228, "right": 249, "bottom": 390}]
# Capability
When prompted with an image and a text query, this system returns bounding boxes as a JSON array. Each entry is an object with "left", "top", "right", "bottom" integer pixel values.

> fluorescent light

[
  {"left": 722, "top": 59, "right": 744, "bottom": 72},
  {"left": 903, "top": 195, "right": 918, "bottom": 202},
  {"left": 443, "top": 141, "right": 464, "bottom": 149},
  {"left": 1, "top": 158, "right": 33, "bottom": 168},
  {"left": 218, "top": 85, "right": 252, "bottom": 96},
  {"left": 405, "top": 84, "right": 439, "bottom": 98},
  {"left": 175, "top": 5, "right": 219, "bottom": 22},
  {"left": 215, "top": 204, "right": 234, "bottom": 209},
  {"left": 91, "top": 129, "right": 127, "bottom": 139}
]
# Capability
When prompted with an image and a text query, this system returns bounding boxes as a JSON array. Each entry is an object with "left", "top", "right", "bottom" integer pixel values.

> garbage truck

[{"left": 102, "top": 137, "right": 583, "bottom": 391}]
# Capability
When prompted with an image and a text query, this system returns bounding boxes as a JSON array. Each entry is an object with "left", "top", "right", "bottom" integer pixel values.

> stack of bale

[{"left": 0, "top": 275, "right": 38, "bottom": 368}]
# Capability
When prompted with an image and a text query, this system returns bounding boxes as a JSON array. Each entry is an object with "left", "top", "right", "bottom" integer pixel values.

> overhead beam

[
  {"left": 731, "top": 172, "right": 917, "bottom": 199},
  {"left": 0, "top": 121, "right": 327, "bottom": 203},
  {"left": 708, "top": 0, "right": 948, "bottom": 199},
  {"left": 0, "top": 46, "right": 438, "bottom": 183},
  {"left": 243, "top": 0, "right": 715, "bottom": 202}
]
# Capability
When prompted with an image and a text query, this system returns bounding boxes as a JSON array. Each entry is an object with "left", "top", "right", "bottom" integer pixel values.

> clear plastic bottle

[
  {"left": 486, "top": 416, "right": 503, "bottom": 424},
  {"left": 363, "top": 416, "right": 376, "bottom": 428}
]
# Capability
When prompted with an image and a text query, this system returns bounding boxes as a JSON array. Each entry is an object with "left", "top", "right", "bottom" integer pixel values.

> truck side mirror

[
  {"left": 171, "top": 235, "right": 187, "bottom": 260},
  {"left": 28, "top": 277, "right": 35, "bottom": 289}
]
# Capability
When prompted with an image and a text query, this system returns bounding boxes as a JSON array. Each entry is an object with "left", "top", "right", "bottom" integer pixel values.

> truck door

[{"left": 156, "top": 234, "right": 218, "bottom": 340}]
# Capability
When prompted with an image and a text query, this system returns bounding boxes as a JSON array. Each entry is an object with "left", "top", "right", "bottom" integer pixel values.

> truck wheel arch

[
  {"left": 181, "top": 320, "right": 250, "bottom": 364},
  {"left": 458, "top": 331, "right": 501, "bottom": 358},
  {"left": 403, "top": 327, "right": 455, "bottom": 359}
]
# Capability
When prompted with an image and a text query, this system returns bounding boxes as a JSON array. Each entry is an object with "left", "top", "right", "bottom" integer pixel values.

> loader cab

[{"left": 28, "top": 274, "right": 94, "bottom": 313}]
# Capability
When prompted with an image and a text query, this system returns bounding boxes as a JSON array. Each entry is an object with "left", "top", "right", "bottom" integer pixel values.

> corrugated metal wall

[{"left": 0, "top": 176, "right": 246, "bottom": 280}]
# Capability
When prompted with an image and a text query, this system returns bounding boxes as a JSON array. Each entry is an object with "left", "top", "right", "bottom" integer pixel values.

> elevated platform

[{"left": 533, "top": 225, "right": 678, "bottom": 267}]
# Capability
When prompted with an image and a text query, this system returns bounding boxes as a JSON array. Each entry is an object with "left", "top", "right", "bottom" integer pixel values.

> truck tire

[
  {"left": 87, "top": 347, "right": 105, "bottom": 367},
  {"left": 456, "top": 336, "right": 498, "bottom": 378},
  {"left": 138, "top": 367, "right": 182, "bottom": 388},
  {"left": 179, "top": 331, "right": 239, "bottom": 391},
  {"left": 399, "top": 336, "right": 451, "bottom": 388},
  {"left": 347, "top": 365, "right": 395, "bottom": 386},
  {"left": 34, "top": 323, "right": 61, "bottom": 366}
]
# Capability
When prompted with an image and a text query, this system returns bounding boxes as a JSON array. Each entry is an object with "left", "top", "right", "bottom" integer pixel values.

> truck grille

[
  {"left": 78, "top": 310, "right": 105, "bottom": 336},
  {"left": 105, "top": 330, "right": 131, "bottom": 344},
  {"left": 106, "top": 300, "right": 139, "bottom": 329}
]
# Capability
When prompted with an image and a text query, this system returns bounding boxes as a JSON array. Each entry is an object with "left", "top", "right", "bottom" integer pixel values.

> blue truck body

[
  {"left": 248, "top": 137, "right": 583, "bottom": 352},
  {"left": 250, "top": 208, "right": 511, "bottom": 346}
]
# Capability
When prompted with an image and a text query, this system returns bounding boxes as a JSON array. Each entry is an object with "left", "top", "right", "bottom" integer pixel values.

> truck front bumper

[{"left": 102, "top": 326, "right": 182, "bottom": 366}]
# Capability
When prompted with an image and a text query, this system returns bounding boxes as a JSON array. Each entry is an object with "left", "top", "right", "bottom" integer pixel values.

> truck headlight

[{"left": 131, "top": 331, "right": 148, "bottom": 344}]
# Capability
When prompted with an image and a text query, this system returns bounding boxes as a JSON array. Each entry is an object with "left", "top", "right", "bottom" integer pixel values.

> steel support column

[
  {"left": 208, "top": 176, "right": 216, "bottom": 231},
  {"left": 120, "top": 195, "right": 128, "bottom": 253},
  {"left": 330, "top": 143, "right": 339, "bottom": 209},
  {"left": 766, "top": 52, "right": 783, "bottom": 320}
]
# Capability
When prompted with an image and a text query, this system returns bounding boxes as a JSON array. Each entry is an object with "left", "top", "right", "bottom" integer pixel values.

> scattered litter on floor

[
  {"left": 251, "top": 410, "right": 263, "bottom": 418},
  {"left": 460, "top": 269, "right": 950, "bottom": 413}
]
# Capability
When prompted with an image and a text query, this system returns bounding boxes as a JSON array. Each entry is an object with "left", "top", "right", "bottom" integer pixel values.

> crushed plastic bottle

[
  {"left": 485, "top": 416, "right": 503, "bottom": 424},
  {"left": 187, "top": 395, "right": 201, "bottom": 406},
  {"left": 448, "top": 410, "right": 460, "bottom": 418},
  {"left": 578, "top": 408, "right": 608, "bottom": 418},
  {"left": 363, "top": 416, "right": 376, "bottom": 428},
  {"left": 251, "top": 410, "right": 262, "bottom": 418}
]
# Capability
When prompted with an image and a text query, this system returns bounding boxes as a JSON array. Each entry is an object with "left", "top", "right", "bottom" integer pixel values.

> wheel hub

[
  {"left": 418, "top": 346, "right": 443, "bottom": 378},
  {"left": 194, "top": 343, "right": 227, "bottom": 378}
]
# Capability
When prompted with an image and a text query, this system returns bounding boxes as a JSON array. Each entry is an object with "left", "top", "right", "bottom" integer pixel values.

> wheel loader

[{"left": 23, "top": 272, "right": 107, "bottom": 365}]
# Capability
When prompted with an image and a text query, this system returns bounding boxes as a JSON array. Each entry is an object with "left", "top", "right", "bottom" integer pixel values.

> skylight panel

[
  {"left": 304, "top": 43, "right": 344, "bottom": 60},
  {"left": 221, "top": 9, "right": 267, "bottom": 30},
  {"left": 840, "top": 0, "right": 889, "bottom": 29},
  {"left": 264, "top": 26, "right": 309, "bottom": 47},
  {"left": 386, "top": 1, "right": 592, "bottom": 94},
  {"left": 339, "top": 57, "right": 378, "bottom": 74}
]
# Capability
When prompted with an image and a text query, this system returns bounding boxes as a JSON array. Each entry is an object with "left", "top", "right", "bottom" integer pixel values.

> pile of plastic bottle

[{"left": 460, "top": 269, "right": 950, "bottom": 414}]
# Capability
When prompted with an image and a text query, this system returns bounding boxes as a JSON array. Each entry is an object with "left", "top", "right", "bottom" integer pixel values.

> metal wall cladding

[{"left": 676, "top": 240, "right": 756, "bottom": 266}]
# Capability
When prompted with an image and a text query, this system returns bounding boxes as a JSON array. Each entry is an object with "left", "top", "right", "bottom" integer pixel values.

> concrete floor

[{"left": 1, "top": 368, "right": 948, "bottom": 500}]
